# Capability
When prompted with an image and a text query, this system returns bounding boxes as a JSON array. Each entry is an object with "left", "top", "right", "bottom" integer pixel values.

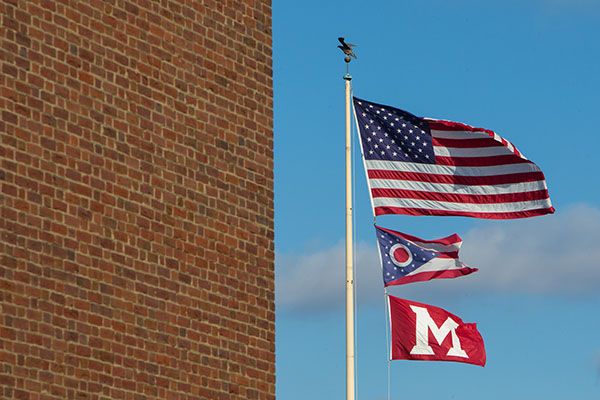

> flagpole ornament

[
  {"left": 338, "top": 37, "right": 356, "bottom": 76},
  {"left": 338, "top": 37, "right": 357, "bottom": 61}
]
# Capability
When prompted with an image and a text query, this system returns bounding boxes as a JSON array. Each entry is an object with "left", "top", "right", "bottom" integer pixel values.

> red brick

[{"left": 0, "top": 1, "right": 273, "bottom": 399}]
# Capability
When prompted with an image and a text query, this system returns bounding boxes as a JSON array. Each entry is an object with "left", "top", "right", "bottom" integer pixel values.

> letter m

[{"left": 409, "top": 305, "right": 468, "bottom": 358}]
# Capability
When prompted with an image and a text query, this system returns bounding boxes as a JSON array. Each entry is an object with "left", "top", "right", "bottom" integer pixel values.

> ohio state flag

[
  {"left": 375, "top": 225, "right": 477, "bottom": 286},
  {"left": 388, "top": 295, "right": 486, "bottom": 367}
]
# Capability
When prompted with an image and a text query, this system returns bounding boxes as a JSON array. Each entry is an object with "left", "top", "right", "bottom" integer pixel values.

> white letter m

[{"left": 409, "top": 305, "right": 468, "bottom": 358}]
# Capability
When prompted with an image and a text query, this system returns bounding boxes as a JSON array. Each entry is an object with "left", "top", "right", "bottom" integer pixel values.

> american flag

[
  {"left": 375, "top": 225, "right": 476, "bottom": 286},
  {"left": 353, "top": 97, "right": 554, "bottom": 219}
]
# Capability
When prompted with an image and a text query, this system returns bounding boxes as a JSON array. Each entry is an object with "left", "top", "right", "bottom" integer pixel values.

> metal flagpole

[
  {"left": 344, "top": 70, "right": 355, "bottom": 400},
  {"left": 342, "top": 43, "right": 355, "bottom": 400},
  {"left": 338, "top": 36, "right": 357, "bottom": 400}
]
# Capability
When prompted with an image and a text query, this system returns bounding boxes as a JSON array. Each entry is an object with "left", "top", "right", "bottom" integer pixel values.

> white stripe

[
  {"left": 369, "top": 178, "right": 549, "bottom": 196},
  {"left": 372, "top": 197, "right": 553, "bottom": 214},
  {"left": 431, "top": 129, "right": 492, "bottom": 140},
  {"left": 405, "top": 258, "right": 469, "bottom": 277},
  {"left": 433, "top": 145, "right": 515, "bottom": 158},
  {"left": 365, "top": 159, "right": 541, "bottom": 177},
  {"left": 410, "top": 239, "right": 461, "bottom": 254},
  {"left": 431, "top": 129, "right": 524, "bottom": 158}
]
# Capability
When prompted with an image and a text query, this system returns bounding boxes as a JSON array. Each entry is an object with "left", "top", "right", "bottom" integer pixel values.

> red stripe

[
  {"left": 385, "top": 268, "right": 478, "bottom": 286},
  {"left": 433, "top": 137, "right": 504, "bottom": 149},
  {"left": 434, "top": 155, "right": 531, "bottom": 167},
  {"left": 427, "top": 119, "right": 495, "bottom": 135},
  {"left": 375, "top": 205, "right": 555, "bottom": 219},
  {"left": 371, "top": 188, "right": 550, "bottom": 204},
  {"left": 376, "top": 225, "right": 461, "bottom": 246},
  {"left": 368, "top": 169, "right": 547, "bottom": 186}
]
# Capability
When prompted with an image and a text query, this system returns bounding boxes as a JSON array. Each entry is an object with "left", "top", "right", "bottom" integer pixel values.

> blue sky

[{"left": 273, "top": 1, "right": 600, "bottom": 399}]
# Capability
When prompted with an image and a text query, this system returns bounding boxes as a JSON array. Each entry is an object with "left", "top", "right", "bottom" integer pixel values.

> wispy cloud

[
  {"left": 594, "top": 349, "right": 600, "bottom": 380},
  {"left": 276, "top": 204, "right": 600, "bottom": 312}
]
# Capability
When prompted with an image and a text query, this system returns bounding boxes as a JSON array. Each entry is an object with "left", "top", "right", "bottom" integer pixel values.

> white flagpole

[{"left": 344, "top": 68, "right": 355, "bottom": 400}]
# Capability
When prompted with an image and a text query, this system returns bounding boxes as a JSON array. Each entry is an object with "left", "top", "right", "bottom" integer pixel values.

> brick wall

[{"left": 0, "top": 1, "right": 274, "bottom": 399}]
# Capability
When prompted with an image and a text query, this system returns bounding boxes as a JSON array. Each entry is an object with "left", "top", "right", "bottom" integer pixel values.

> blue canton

[
  {"left": 375, "top": 226, "right": 441, "bottom": 285},
  {"left": 354, "top": 97, "right": 436, "bottom": 164}
]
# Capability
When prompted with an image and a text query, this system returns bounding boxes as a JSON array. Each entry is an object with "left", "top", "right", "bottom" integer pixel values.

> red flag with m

[{"left": 388, "top": 295, "right": 486, "bottom": 367}]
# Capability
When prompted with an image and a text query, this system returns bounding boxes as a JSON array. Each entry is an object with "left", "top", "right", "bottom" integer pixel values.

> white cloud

[
  {"left": 594, "top": 349, "right": 600, "bottom": 379},
  {"left": 461, "top": 203, "right": 600, "bottom": 294},
  {"left": 276, "top": 204, "right": 600, "bottom": 312},
  {"left": 276, "top": 240, "right": 381, "bottom": 312}
]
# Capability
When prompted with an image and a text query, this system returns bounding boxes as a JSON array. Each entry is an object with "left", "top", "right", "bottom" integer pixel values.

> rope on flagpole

[{"left": 385, "top": 288, "right": 391, "bottom": 400}]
